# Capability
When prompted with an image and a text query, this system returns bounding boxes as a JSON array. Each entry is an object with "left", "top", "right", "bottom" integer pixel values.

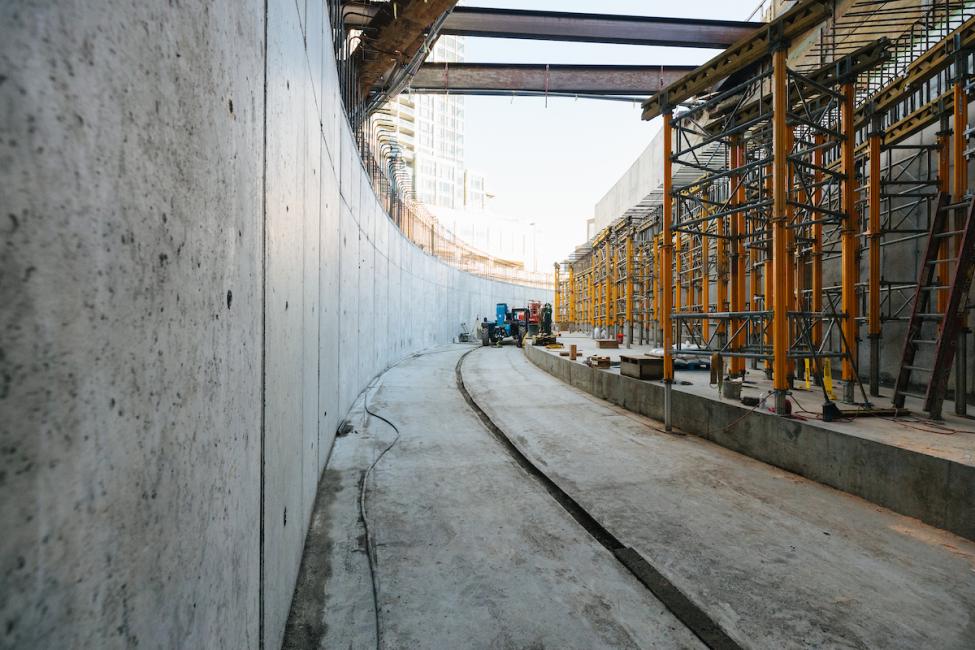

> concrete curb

[{"left": 524, "top": 344, "right": 975, "bottom": 542}]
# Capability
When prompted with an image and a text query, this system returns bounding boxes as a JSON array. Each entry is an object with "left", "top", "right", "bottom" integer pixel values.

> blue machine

[
  {"left": 481, "top": 302, "right": 526, "bottom": 347},
  {"left": 495, "top": 302, "right": 509, "bottom": 328}
]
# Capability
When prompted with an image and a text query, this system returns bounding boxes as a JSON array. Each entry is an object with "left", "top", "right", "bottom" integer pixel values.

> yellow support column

[
  {"left": 626, "top": 234, "right": 634, "bottom": 345},
  {"left": 604, "top": 245, "right": 611, "bottom": 333},
  {"left": 772, "top": 47, "right": 790, "bottom": 414},
  {"left": 568, "top": 265, "right": 576, "bottom": 329},
  {"left": 588, "top": 268, "right": 594, "bottom": 332},
  {"left": 662, "top": 110, "right": 676, "bottom": 430},
  {"left": 702, "top": 224, "right": 710, "bottom": 341},
  {"left": 841, "top": 81, "right": 859, "bottom": 403}
]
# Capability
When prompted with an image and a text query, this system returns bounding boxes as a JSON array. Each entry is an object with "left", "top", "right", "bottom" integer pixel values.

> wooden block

[
  {"left": 559, "top": 351, "right": 570, "bottom": 357},
  {"left": 595, "top": 339, "right": 619, "bottom": 349},
  {"left": 619, "top": 355, "right": 663, "bottom": 380},
  {"left": 569, "top": 344, "right": 577, "bottom": 360},
  {"left": 588, "top": 355, "right": 611, "bottom": 369}
]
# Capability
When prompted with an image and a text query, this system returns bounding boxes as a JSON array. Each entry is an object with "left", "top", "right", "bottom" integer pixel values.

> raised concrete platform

[
  {"left": 463, "top": 346, "right": 975, "bottom": 648},
  {"left": 526, "top": 334, "right": 975, "bottom": 542}
]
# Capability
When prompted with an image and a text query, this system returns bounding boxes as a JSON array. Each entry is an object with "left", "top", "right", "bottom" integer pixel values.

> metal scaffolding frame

[{"left": 646, "top": 6, "right": 975, "bottom": 419}]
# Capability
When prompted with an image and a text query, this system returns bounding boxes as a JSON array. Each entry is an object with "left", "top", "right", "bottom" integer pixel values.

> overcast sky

[{"left": 457, "top": 0, "right": 764, "bottom": 269}]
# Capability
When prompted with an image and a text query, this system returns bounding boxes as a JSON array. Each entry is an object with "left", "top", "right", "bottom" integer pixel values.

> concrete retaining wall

[
  {"left": 524, "top": 345, "right": 975, "bottom": 543},
  {"left": 0, "top": 2, "right": 549, "bottom": 648}
]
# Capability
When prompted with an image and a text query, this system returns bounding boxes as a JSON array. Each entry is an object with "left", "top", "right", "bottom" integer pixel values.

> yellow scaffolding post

[
  {"left": 701, "top": 221, "right": 710, "bottom": 340},
  {"left": 840, "top": 81, "right": 859, "bottom": 403},
  {"left": 662, "top": 109, "right": 675, "bottom": 430},
  {"left": 604, "top": 244, "right": 611, "bottom": 332},
  {"left": 568, "top": 265, "right": 576, "bottom": 328},
  {"left": 772, "top": 47, "right": 790, "bottom": 413},
  {"left": 626, "top": 234, "right": 634, "bottom": 344},
  {"left": 588, "top": 268, "right": 594, "bottom": 331}
]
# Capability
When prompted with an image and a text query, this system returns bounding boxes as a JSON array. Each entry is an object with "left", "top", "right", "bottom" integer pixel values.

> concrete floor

[
  {"left": 464, "top": 345, "right": 975, "bottom": 648},
  {"left": 283, "top": 347, "right": 702, "bottom": 649},
  {"left": 285, "top": 342, "right": 975, "bottom": 649}
]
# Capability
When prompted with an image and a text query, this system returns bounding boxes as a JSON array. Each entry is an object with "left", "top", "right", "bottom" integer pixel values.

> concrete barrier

[
  {"left": 525, "top": 345, "right": 975, "bottom": 542},
  {"left": 1, "top": 2, "right": 550, "bottom": 648}
]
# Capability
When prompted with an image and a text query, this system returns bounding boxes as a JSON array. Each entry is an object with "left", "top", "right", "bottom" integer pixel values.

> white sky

[{"left": 458, "top": 0, "right": 763, "bottom": 269}]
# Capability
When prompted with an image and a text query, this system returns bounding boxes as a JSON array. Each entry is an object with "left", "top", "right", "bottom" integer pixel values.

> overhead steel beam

[
  {"left": 351, "top": 0, "right": 457, "bottom": 99},
  {"left": 345, "top": 4, "right": 763, "bottom": 49},
  {"left": 642, "top": 0, "right": 832, "bottom": 120},
  {"left": 408, "top": 63, "right": 696, "bottom": 96}
]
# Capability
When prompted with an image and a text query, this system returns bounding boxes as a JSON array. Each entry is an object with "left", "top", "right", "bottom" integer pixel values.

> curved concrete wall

[{"left": 0, "top": 2, "right": 549, "bottom": 648}]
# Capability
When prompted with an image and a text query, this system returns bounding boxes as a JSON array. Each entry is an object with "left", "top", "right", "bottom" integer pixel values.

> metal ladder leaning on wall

[{"left": 893, "top": 193, "right": 975, "bottom": 419}]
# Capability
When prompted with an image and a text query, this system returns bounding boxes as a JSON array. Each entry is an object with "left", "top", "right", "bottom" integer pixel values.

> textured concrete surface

[
  {"left": 527, "top": 335, "right": 975, "bottom": 542},
  {"left": 1, "top": 3, "right": 549, "bottom": 649},
  {"left": 465, "top": 346, "right": 975, "bottom": 648},
  {"left": 284, "top": 346, "right": 704, "bottom": 649},
  {"left": 0, "top": 2, "right": 266, "bottom": 648}
]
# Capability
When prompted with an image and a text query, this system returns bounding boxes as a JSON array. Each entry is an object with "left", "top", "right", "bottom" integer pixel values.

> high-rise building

[
  {"left": 372, "top": 35, "right": 476, "bottom": 211},
  {"left": 413, "top": 35, "right": 467, "bottom": 210}
]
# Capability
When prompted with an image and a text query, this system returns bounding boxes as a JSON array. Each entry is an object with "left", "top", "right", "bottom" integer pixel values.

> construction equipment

[
  {"left": 481, "top": 302, "right": 528, "bottom": 347},
  {"left": 528, "top": 300, "right": 542, "bottom": 335},
  {"left": 533, "top": 303, "right": 558, "bottom": 346},
  {"left": 892, "top": 194, "right": 975, "bottom": 418}
]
